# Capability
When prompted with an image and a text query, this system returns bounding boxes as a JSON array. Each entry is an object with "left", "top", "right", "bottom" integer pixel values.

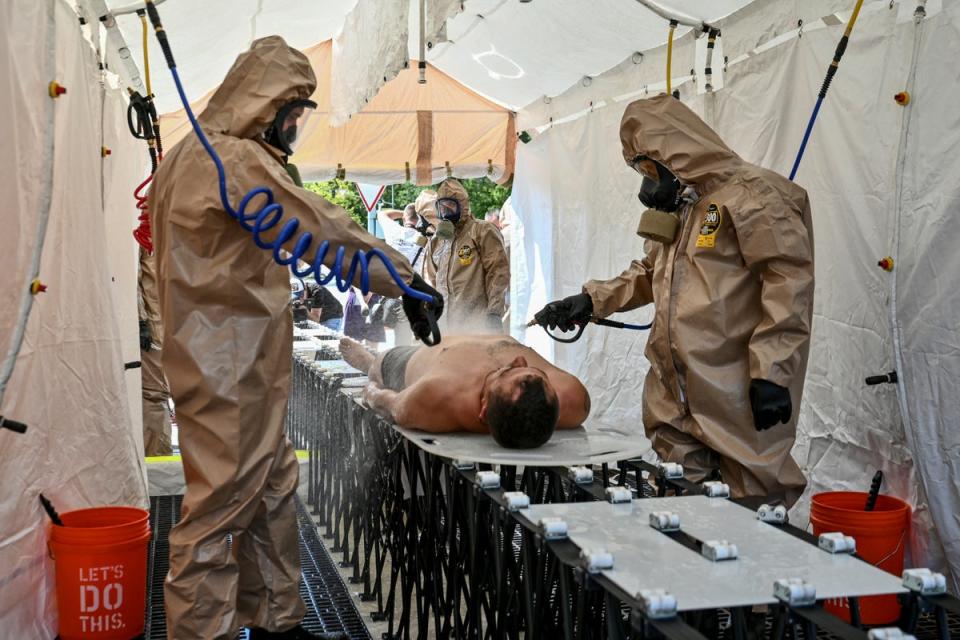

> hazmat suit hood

[
  {"left": 198, "top": 35, "right": 316, "bottom": 141},
  {"left": 437, "top": 178, "right": 472, "bottom": 223},
  {"left": 620, "top": 94, "right": 740, "bottom": 192},
  {"left": 415, "top": 189, "right": 439, "bottom": 226}
]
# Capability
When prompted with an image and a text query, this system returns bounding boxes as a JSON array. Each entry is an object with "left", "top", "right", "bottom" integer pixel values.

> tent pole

[
  {"left": 418, "top": 0, "right": 427, "bottom": 84},
  {"left": 633, "top": 0, "right": 710, "bottom": 31}
]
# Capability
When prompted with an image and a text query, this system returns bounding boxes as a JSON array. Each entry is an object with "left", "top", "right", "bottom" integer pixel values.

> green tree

[
  {"left": 303, "top": 180, "right": 368, "bottom": 227},
  {"left": 304, "top": 177, "right": 512, "bottom": 225}
]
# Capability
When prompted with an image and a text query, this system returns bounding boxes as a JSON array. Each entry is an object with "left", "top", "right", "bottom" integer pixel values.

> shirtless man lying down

[{"left": 339, "top": 335, "right": 591, "bottom": 449}]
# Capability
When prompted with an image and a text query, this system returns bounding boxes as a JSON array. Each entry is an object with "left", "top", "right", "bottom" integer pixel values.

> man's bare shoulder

[{"left": 396, "top": 374, "right": 484, "bottom": 431}]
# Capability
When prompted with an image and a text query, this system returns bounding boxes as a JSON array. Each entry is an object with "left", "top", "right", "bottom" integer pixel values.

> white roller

[
  {"left": 773, "top": 578, "right": 816, "bottom": 607},
  {"left": 818, "top": 532, "right": 857, "bottom": 555},
  {"left": 580, "top": 549, "right": 615, "bottom": 574}
]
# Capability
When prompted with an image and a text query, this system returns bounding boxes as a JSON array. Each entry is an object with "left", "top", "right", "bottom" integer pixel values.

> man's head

[
  {"left": 479, "top": 356, "right": 559, "bottom": 449},
  {"left": 485, "top": 209, "right": 501, "bottom": 228},
  {"left": 402, "top": 204, "right": 419, "bottom": 228}
]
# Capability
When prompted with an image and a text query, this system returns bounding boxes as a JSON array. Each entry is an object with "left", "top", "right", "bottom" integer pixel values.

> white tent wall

[
  {"left": 511, "top": 0, "right": 957, "bottom": 586},
  {"left": 103, "top": 77, "right": 149, "bottom": 446},
  {"left": 891, "top": 0, "right": 960, "bottom": 593},
  {"left": 0, "top": 1, "right": 149, "bottom": 636},
  {"left": 510, "top": 106, "right": 656, "bottom": 432}
]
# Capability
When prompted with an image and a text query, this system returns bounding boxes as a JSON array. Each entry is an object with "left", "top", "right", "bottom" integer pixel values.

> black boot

[{"left": 247, "top": 624, "right": 348, "bottom": 639}]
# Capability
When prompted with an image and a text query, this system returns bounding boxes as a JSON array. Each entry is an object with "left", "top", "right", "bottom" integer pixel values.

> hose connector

[
  {"left": 30, "top": 279, "right": 47, "bottom": 295},
  {"left": 865, "top": 371, "right": 898, "bottom": 386}
]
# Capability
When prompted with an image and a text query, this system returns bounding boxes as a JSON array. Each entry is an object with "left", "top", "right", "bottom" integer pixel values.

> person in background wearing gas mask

[
  {"left": 533, "top": 94, "right": 813, "bottom": 507},
  {"left": 149, "top": 36, "right": 441, "bottom": 640},
  {"left": 422, "top": 178, "right": 509, "bottom": 334}
]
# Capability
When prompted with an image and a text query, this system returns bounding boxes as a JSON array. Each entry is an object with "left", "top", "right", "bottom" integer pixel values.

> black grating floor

[
  {"left": 143, "top": 495, "right": 370, "bottom": 640},
  {"left": 712, "top": 606, "right": 960, "bottom": 639}
]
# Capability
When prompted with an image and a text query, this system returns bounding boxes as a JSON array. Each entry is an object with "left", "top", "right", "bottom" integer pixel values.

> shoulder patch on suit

[
  {"left": 696, "top": 203, "right": 722, "bottom": 248},
  {"left": 457, "top": 244, "right": 475, "bottom": 266}
]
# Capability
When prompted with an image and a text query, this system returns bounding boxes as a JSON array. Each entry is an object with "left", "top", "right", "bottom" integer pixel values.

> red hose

[
  {"left": 132, "top": 174, "right": 154, "bottom": 253},
  {"left": 132, "top": 151, "right": 162, "bottom": 254}
]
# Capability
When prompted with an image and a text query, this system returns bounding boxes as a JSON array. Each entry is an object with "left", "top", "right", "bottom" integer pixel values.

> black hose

[
  {"left": 145, "top": 1, "right": 177, "bottom": 69},
  {"left": 865, "top": 470, "right": 883, "bottom": 511},
  {"left": 40, "top": 493, "right": 64, "bottom": 526}
]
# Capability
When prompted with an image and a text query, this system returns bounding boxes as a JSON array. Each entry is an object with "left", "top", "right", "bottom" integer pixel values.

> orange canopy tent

[{"left": 160, "top": 40, "right": 516, "bottom": 186}]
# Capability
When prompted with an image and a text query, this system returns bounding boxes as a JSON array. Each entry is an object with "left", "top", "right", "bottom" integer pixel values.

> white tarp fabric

[
  {"left": 890, "top": 0, "right": 960, "bottom": 592},
  {"left": 0, "top": 1, "right": 149, "bottom": 636},
  {"left": 106, "top": 0, "right": 461, "bottom": 120},
  {"left": 330, "top": 0, "right": 410, "bottom": 127},
  {"left": 106, "top": 0, "right": 757, "bottom": 119},
  {"left": 108, "top": 0, "right": 354, "bottom": 114},
  {"left": 330, "top": 0, "right": 462, "bottom": 126},
  {"left": 430, "top": 0, "right": 756, "bottom": 110},
  {"left": 102, "top": 74, "right": 147, "bottom": 444},
  {"left": 511, "top": 0, "right": 957, "bottom": 586}
]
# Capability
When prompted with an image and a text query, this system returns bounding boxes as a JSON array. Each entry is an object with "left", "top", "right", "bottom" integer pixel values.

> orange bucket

[
  {"left": 50, "top": 506, "right": 151, "bottom": 640},
  {"left": 810, "top": 491, "right": 910, "bottom": 625}
]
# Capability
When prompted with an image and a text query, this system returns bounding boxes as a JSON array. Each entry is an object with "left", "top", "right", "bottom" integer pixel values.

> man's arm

[
  {"left": 581, "top": 240, "right": 660, "bottom": 318},
  {"left": 363, "top": 377, "right": 465, "bottom": 433}
]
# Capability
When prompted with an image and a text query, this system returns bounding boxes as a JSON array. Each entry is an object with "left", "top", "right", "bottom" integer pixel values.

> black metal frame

[{"left": 288, "top": 354, "right": 960, "bottom": 640}]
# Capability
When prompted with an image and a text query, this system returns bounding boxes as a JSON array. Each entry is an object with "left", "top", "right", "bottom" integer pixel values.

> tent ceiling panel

[
  {"left": 107, "top": 0, "right": 757, "bottom": 117},
  {"left": 426, "top": 0, "right": 756, "bottom": 110},
  {"left": 107, "top": 0, "right": 353, "bottom": 113}
]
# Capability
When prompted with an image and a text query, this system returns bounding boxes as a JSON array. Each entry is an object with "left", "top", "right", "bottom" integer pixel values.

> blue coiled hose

[
  {"left": 167, "top": 68, "right": 429, "bottom": 301},
  {"left": 143, "top": 2, "right": 433, "bottom": 308}
]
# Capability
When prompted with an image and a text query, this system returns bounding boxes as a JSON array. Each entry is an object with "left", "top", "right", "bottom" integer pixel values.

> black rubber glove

[
  {"left": 139, "top": 320, "right": 152, "bottom": 352},
  {"left": 749, "top": 379, "right": 792, "bottom": 431},
  {"left": 402, "top": 273, "right": 444, "bottom": 345},
  {"left": 533, "top": 293, "right": 594, "bottom": 333}
]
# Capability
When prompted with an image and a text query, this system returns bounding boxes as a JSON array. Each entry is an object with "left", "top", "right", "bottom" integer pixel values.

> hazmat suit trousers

[
  {"left": 643, "top": 371, "right": 806, "bottom": 507},
  {"left": 164, "top": 418, "right": 305, "bottom": 639},
  {"left": 141, "top": 347, "right": 172, "bottom": 457}
]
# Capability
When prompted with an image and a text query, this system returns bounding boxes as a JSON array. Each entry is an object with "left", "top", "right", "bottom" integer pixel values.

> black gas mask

[
  {"left": 434, "top": 197, "right": 461, "bottom": 240},
  {"left": 413, "top": 213, "right": 435, "bottom": 247},
  {"left": 633, "top": 156, "right": 685, "bottom": 244},
  {"left": 637, "top": 157, "right": 683, "bottom": 212},
  {"left": 264, "top": 98, "right": 317, "bottom": 156}
]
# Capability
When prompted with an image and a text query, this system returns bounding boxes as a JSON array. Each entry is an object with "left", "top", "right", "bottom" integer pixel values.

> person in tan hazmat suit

[
  {"left": 422, "top": 178, "right": 509, "bottom": 333},
  {"left": 149, "top": 37, "right": 441, "bottom": 640},
  {"left": 138, "top": 245, "right": 172, "bottom": 456},
  {"left": 534, "top": 95, "right": 813, "bottom": 507}
]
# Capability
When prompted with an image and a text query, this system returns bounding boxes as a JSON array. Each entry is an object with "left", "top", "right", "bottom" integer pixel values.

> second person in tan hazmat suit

[
  {"left": 421, "top": 178, "right": 510, "bottom": 333},
  {"left": 534, "top": 95, "right": 814, "bottom": 507},
  {"left": 150, "top": 37, "right": 441, "bottom": 640},
  {"left": 138, "top": 245, "right": 172, "bottom": 457}
]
